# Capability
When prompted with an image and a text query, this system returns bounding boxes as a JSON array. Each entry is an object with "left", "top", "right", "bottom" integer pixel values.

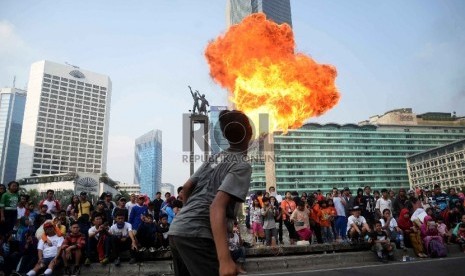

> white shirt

[
  {"left": 17, "top": 206, "right": 26, "bottom": 219},
  {"left": 38, "top": 235, "right": 64, "bottom": 259},
  {"left": 42, "top": 199, "right": 59, "bottom": 215},
  {"left": 347, "top": 215, "right": 367, "bottom": 232},
  {"left": 333, "top": 197, "right": 346, "bottom": 216},
  {"left": 411, "top": 208, "right": 427, "bottom": 224},
  {"left": 376, "top": 197, "right": 392, "bottom": 214},
  {"left": 125, "top": 201, "right": 137, "bottom": 216},
  {"left": 109, "top": 222, "right": 133, "bottom": 238},
  {"left": 380, "top": 217, "right": 398, "bottom": 232}
]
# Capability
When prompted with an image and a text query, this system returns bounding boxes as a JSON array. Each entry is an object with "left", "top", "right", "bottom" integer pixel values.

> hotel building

[{"left": 16, "top": 60, "right": 111, "bottom": 178}]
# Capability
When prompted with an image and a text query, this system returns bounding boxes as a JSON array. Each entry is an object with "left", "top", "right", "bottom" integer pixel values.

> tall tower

[
  {"left": 134, "top": 130, "right": 162, "bottom": 197},
  {"left": 16, "top": 60, "right": 111, "bottom": 178},
  {"left": 226, "top": 0, "right": 292, "bottom": 28},
  {"left": 209, "top": 106, "right": 229, "bottom": 154},
  {"left": 0, "top": 87, "right": 27, "bottom": 183}
]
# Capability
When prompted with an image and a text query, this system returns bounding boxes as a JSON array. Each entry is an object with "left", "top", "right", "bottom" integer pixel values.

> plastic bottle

[{"left": 398, "top": 233, "right": 405, "bottom": 249}]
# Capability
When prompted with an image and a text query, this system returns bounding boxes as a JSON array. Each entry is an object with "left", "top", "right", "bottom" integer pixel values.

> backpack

[{"left": 428, "top": 238, "right": 447, "bottom": 258}]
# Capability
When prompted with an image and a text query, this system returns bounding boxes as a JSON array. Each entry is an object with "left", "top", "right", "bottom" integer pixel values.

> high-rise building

[
  {"left": 209, "top": 106, "right": 229, "bottom": 154},
  {"left": 0, "top": 87, "right": 27, "bottom": 183},
  {"left": 160, "top": 182, "right": 175, "bottom": 197},
  {"left": 226, "top": 0, "right": 292, "bottom": 28},
  {"left": 407, "top": 138, "right": 465, "bottom": 191},
  {"left": 134, "top": 130, "right": 162, "bottom": 197},
  {"left": 251, "top": 108, "right": 465, "bottom": 194},
  {"left": 16, "top": 60, "right": 111, "bottom": 178}
]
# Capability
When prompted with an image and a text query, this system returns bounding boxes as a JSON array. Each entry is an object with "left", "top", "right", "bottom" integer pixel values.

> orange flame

[{"left": 205, "top": 13, "right": 340, "bottom": 133}]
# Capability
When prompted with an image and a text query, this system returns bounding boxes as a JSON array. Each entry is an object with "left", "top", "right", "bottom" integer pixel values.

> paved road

[{"left": 249, "top": 255, "right": 465, "bottom": 276}]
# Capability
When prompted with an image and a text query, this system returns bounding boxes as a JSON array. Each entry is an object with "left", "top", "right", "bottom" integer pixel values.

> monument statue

[{"left": 188, "top": 85, "right": 209, "bottom": 115}]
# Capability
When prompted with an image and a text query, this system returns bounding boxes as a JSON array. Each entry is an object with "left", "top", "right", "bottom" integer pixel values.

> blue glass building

[
  {"left": 209, "top": 106, "right": 229, "bottom": 154},
  {"left": 0, "top": 88, "right": 26, "bottom": 183},
  {"left": 134, "top": 130, "right": 162, "bottom": 197}
]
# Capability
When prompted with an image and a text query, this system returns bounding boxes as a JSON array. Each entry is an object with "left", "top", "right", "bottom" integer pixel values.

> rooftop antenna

[
  {"left": 12, "top": 76, "right": 16, "bottom": 88},
  {"left": 65, "top": 62, "right": 80, "bottom": 69}
]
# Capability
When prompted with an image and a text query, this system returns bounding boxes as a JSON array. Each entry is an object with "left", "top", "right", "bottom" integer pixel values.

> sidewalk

[{"left": 78, "top": 243, "right": 465, "bottom": 276}]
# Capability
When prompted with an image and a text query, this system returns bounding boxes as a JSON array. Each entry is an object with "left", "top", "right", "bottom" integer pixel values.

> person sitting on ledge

[
  {"left": 26, "top": 222, "right": 64, "bottom": 276},
  {"left": 347, "top": 206, "right": 371, "bottom": 242},
  {"left": 369, "top": 220, "right": 395, "bottom": 263}
]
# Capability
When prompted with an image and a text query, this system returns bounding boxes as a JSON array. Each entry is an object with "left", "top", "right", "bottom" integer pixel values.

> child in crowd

[
  {"left": 250, "top": 199, "right": 264, "bottom": 245},
  {"left": 290, "top": 200, "right": 312, "bottom": 242},
  {"left": 112, "top": 197, "right": 129, "bottom": 223},
  {"left": 61, "top": 221, "right": 86, "bottom": 275},
  {"left": 347, "top": 206, "right": 370, "bottom": 241},
  {"left": 379, "top": 209, "right": 403, "bottom": 248},
  {"left": 319, "top": 200, "right": 335, "bottom": 243},
  {"left": 34, "top": 204, "right": 52, "bottom": 231},
  {"left": 157, "top": 214, "right": 170, "bottom": 249},
  {"left": 228, "top": 224, "right": 246, "bottom": 274},
  {"left": 261, "top": 197, "right": 278, "bottom": 246},
  {"left": 136, "top": 213, "right": 158, "bottom": 252},
  {"left": 370, "top": 221, "right": 394, "bottom": 263},
  {"left": 436, "top": 217, "right": 451, "bottom": 244},
  {"left": 129, "top": 196, "right": 148, "bottom": 231},
  {"left": 86, "top": 214, "right": 111, "bottom": 265},
  {"left": 456, "top": 223, "right": 465, "bottom": 252},
  {"left": 109, "top": 212, "right": 138, "bottom": 266},
  {"left": 26, "top": 222, "right": 64, "bottom": 276}
]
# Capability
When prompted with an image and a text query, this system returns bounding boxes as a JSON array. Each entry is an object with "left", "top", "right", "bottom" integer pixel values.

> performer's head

[{"left": 219, "top": 110, "right": 253, "bottom": 151}]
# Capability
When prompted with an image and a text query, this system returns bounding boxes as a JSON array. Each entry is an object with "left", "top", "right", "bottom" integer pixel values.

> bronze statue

[{"left": 188, "top": 86, "right": 209, "bottom": 115}]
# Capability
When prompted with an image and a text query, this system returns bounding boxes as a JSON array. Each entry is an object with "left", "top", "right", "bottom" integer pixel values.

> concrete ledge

[{"left": 77, "top": 243, "right": 465, "bottom": 276}]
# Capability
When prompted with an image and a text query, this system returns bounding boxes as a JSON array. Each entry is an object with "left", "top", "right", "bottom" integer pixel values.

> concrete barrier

[{"left": 77, "top": 243, "right": 465, "bottom": 276}]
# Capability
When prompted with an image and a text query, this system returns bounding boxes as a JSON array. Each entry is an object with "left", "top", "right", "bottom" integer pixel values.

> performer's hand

[{"left": 219, "top": 258, "right": 238, "bottom": 276}]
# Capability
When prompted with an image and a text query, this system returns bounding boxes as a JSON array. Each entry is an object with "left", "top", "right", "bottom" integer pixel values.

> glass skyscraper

[
  {"left": 251, "top": 108, "right": 465, "bottom": 193},
  {"left": 209, "top": 106, "right": 229, "bottom": 154},
  {"left": 134, "top": 130, "right": 162, "bottom": 197},
  {"left": 0, "top": 88, "right": 27, "bottom": 183},
  {"left": 226, "top": 0, "right": 292, "bottom": 28}
]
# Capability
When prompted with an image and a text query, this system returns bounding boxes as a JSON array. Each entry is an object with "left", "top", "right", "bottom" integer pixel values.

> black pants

[
  {"left": 278, "top": 217, "right": 284, "bottom": 242},
  {"left": 283, "top": 219, "right": 298, "bottom": 240},
  {"left": 111, "top": 236, "right": 137, "bottom": 259},
  {"left": 0, "top": 209, "right": 17, "bottom": 235},
  {"left": 169, "top": 235, "right": 219, "bottom": 276}
]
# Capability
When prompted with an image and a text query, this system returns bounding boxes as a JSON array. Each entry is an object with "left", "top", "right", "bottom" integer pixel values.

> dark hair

[
  {"left": 46, "top": 189, "right": 54, "bottom": 194},
  {"left": 375, "top": 221, "right": 382, "bottom": 226},
  {"left": 381, "top": 189, "right": 388, "bottom": 193},
  {"left": 70, "top": 221, "right": 79, "bottom": 227},
  {"left": 160, "top": 213, "right": 168, "bottom": 219},
  {"left": 297, "top": 200, "right": 306, "bottom": 207},
  {"left": 156, "top": 192, "right": 161, "bottom": 195},
  {"left": 177, "top": 186, "right": 183, "bottom": 193},
  {"left": 218, "top": 110, "right": 253, "bottom": 145},
  {"left": 256, "top": 191, "right": 263, "bottom": 196},
  {"left": 165, "top": 192, "right": 171, "bottom": 197},
  {"left": 262, "top": 196, "right": 270, "bottom": 202},
  {"left": 172, "top": 200, "right": 183, "bottom": 209},
  {"left": 382, "top": 209, "right": 391, "bottom": 214},
  {"left": 115, "top": 212, "right": 125, "bottom": 218},
  {"left": 145, "top": 213, "right": 154, "bottom": 219},
  {"left": 7, "top": 181, "right": 19, "bottom": 188}
]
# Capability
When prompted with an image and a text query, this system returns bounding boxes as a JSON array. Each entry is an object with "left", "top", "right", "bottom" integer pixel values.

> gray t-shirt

[{"left": 168, "top": 150, "right": 251, "bottom": 239}]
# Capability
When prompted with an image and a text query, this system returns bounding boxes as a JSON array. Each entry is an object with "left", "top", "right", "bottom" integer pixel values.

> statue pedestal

[{"left": 188, "top": 114, "right": 209, "bottom": 175}]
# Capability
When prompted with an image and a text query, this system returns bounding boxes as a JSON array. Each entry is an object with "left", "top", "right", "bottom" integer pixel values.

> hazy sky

[{"left": 1, "top": 0, "right": 464, "bottom": 189}]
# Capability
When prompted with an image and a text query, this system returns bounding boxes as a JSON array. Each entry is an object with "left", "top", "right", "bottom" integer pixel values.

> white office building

[
  {"left": 226, "top": 0, "right": 292, "bottom": 28},
  {"left": 17, "top": 60, "right": 111, "bottom": 178}
]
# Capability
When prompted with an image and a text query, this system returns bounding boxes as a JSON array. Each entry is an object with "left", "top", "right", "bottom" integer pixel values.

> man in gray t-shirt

[
  {"left": 169, "top": 151, "right": 251, "bottom": 239},
  {"left": 169, "top": 109, "right": 253, "bottom": 276}
]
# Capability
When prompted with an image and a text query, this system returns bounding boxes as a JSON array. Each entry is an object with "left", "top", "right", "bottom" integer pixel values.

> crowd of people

[
  {"left": 246, "top": 184, "right": 465, "bottom": 262},
  {"left": 2, "top": 178, "right": 465, "bottom": 275},
  {"left": 0, "top": 180, "right": 184, "bottom": 276}
]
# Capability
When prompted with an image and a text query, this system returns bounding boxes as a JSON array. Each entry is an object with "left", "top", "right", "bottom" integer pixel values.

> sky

[{"left": 1, "top": 0, "right": 464, "bottom": 190}]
